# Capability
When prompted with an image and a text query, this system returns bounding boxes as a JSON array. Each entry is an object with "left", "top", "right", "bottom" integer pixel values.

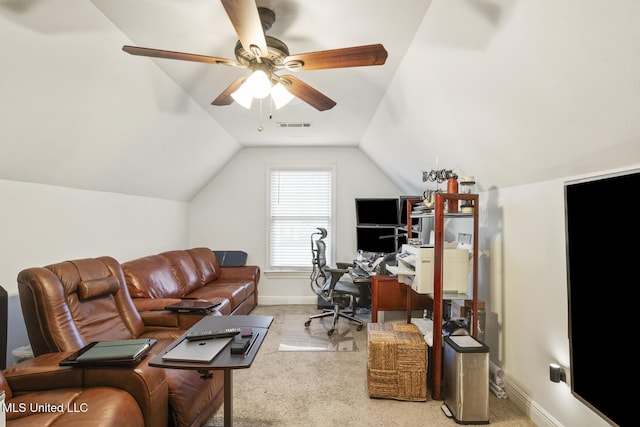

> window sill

[{"left": 264, "top": 270, "right": 311, "bottom": 279}]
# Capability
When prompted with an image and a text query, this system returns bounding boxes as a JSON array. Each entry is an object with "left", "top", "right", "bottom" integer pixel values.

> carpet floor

[{"left": 206, "top": 304, "right": 535, "bottom": 427}]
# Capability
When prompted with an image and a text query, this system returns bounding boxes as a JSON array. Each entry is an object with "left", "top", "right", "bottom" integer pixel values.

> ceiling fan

[{"left": 122, "top": 0, "right": 388, "bottom": 111}]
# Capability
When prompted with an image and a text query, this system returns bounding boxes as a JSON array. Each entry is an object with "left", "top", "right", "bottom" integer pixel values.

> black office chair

[{"left": 304, "top": 228, "right": 365, "bottom": 336}]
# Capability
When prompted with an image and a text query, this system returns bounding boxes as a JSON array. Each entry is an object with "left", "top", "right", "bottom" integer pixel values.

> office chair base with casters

[
  {"left": 305, "top": 296, "right": 365, "bottom": 336},
  {"left": 306, "top": 227, "right": 366, "bottom": 336}
]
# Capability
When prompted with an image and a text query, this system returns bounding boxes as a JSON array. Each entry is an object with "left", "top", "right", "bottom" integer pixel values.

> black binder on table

[
  {"left": 59, "top": 338, "right": 157, "bottom": 366},
  {"left": 164, "top": 300, "right": 221, "bottom": 314}
]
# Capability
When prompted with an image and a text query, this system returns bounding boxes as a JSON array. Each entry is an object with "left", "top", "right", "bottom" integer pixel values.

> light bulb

[
  {"left": 230, "top": 81, "right": 253, "bottom": 109},
  {"left": 271, "top": 83, "right": 294, "bottom": 109},
  {"left": 245, "top": 69, "right": 271, "bottom": 99}
]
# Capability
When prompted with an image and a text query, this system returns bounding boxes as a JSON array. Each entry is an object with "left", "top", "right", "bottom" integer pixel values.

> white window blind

[{"left": 269, "top": 168, "right": 333, "bottom": 269}]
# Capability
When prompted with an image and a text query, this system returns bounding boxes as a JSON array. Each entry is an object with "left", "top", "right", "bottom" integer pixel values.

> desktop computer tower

[{"left": 442, "top": 335, "right": 489, "bottom": 424}]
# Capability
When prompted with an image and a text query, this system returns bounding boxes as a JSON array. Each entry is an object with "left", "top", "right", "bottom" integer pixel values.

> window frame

[{"left": 266, "top": 164, "right": 336, "bottom": 272}]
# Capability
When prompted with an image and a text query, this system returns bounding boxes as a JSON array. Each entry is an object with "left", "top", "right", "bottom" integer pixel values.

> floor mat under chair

[{"left": 278, "top": 313, "right": 369, "bottom": 352}]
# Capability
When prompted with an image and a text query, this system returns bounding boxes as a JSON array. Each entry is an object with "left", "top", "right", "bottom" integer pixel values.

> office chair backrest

[
  {"left": 310, "top": 228, "right": 328, "bottom": 287},
  {"left": 316, "top": 238, "right": 330, "bottom": 283}
]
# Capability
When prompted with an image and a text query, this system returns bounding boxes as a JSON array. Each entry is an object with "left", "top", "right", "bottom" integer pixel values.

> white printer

[{"left": 392, "top": 244, "right": 471, "bottom": 295}]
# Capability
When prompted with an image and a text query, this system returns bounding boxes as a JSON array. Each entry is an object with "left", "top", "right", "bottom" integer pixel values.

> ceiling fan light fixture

[
  {"left": 271, "top": 82, "right": 294, "bottom": 109},
  {"left": 245, "top": 69, "right": 271, "bottom": 99},
  {"left": 230, "top": 80, "right": 253, "bottom": 109}
]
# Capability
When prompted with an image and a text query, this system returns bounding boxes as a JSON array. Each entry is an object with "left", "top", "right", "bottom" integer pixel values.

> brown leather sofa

[
  {"left": 17, "top": 255, "right": 230, "bottom": 427},
  {"left": 2, "top": 352, "right": 147, "bottom": 427},
  {"left": 122, "top": 248, "right": 259, "bottom": 329}
]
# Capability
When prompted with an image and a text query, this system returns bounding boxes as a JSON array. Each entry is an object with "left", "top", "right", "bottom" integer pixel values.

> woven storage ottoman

[{"left": 367, "top": 323, "right": 427, "bottom": 401}]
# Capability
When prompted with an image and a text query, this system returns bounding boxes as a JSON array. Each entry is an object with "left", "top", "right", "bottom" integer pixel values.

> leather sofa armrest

[
  {"left": 3, "top": 352, "right": 84, "bottom": 392},
  {"left": 81, "top": 357, "right": 169, "bottom": 427},
  {"left": 139, "top": 310, "right": 180, "bottom": 328},
  {"left": 133, "top": 297, "right": 183, "bottom": 328},
  {"left": 218, "top": 265, "right": 260, "bottom": 283}
]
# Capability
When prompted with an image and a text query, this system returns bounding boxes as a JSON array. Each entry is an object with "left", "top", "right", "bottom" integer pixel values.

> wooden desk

[
  {"left": 149, "top": 315, "right": 273, "bottom": 427},
  {"left": 370, "top": 275, "right": 431, "bottom": 322}
]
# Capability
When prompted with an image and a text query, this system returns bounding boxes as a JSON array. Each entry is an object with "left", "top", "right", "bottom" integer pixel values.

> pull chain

[{"left": 257, "top": 98, "right": 264, "bottom": 132}]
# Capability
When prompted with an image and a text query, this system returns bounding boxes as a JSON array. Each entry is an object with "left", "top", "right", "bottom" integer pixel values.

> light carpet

[
  {"left": 206, "top": 304, "right": 536, "bottom": 427},
  {"left": 278, "top": 313, "right": 366, "bottom": 352}
]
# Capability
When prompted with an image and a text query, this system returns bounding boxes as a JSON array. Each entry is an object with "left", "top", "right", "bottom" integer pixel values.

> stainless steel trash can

[{"left": 442, "top": 335, "right": 490, "bottom": 424}]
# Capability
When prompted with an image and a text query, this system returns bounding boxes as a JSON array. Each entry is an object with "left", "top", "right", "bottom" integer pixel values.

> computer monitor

[
  {"left": 399, "top": 196, "right": 421, "bottom": 226},
  {"left": 355, "top": 198, "right": 400, "bottom": 226},
  {"left": 356, "top": 226, "right": 397, "bottom": 254},
  {"left": 398, "top": 195, "right": 421, "bottom": 246}
]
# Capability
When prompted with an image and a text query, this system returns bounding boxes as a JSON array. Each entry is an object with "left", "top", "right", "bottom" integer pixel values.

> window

[{"left": 269, "top": 167, "right": 334, "bottom": 269}]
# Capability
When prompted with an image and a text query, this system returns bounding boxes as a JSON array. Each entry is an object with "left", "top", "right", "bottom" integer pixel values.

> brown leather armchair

[
  {"left": 2, "top": 352, "right": 145, "bottom": 427},
  {"left": 17, "top": 256, "right": 223, "bottom": 427}
]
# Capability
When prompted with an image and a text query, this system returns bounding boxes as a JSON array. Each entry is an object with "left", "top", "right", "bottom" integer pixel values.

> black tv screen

[
  {"left": 355, "top": 198, "right": 399, "bottom": 226},
  {"left": 356, "top": 226, "right": 397, "bottom": 254},
  {"left": 564, "top": 169, "right": 638, "bottom": 427}
]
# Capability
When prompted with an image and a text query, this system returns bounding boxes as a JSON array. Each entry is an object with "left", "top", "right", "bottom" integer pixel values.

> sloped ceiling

[
  {"left": 1, "top": 0, "right": 639, "bottom": 201},
  {"left": 363, "top": 0, "right": 640, "bottom": 192}
]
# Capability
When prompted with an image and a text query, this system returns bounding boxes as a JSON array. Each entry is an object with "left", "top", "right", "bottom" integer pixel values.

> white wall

[
  {"left": 478, "top": 165, "right": 639, "bottom": 427},
  {"left": 189, "top": 146, "right": 403, "bottom": 304},
  {"left": 0, "top": 178, "right": 189, "bottom": 364}
]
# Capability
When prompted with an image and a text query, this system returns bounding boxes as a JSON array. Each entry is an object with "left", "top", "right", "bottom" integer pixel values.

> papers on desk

[{"left": 386, "top": 265, "right": 415, "bottom": 276}]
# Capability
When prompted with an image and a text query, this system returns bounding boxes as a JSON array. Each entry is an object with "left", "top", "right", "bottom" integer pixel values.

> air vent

[{"left": 278, "top": 122, "right": 311, "bottom": 128}]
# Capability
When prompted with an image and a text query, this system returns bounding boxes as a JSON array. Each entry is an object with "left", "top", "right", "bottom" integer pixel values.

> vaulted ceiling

[{"left": 2, "top": 0, "right": 639, "bottom": 201}]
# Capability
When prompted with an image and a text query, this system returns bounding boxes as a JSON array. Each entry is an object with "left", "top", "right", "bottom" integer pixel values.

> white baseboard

[
  {"left": 506, "top": 380, "right": 564, "bottom": 427},
  {"left": 258, "top": 296, "right": 317, "bottom": 305}
]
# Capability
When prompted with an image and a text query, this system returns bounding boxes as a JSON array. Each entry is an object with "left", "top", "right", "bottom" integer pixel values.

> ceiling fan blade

[
  {"left": 220, "top": 0, "right": 269, "bottom": 58},
  {"left": 211, "top": 77, "right": 246, "bottom": 106},
  {"left": 284, "top": 44, "right": 388, "bottom": 71},
  {"left": 122, "top": 45, "right": 239, "bottom": 66},
  {"left": 281, "top": 75, "right": 336, "bottom": 111}
]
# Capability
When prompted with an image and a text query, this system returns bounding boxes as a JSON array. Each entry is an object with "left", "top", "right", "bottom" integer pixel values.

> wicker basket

[{"left": 367, "top": 323, "right": 428, "bottom": 401}]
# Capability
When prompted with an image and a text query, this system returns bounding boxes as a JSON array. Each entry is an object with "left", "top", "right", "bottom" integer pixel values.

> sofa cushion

[
  {"left": 160, "top": 250, "right": 203, "bottom": 295},
  {"left": 123, "top": 255, "right": 182, "bottom": 299},
  {"left": 187, "top": 247, "right": 220, "bottom": 284},
  {"left": 185, "top": 281, "right": 252, "bottom": 311}
]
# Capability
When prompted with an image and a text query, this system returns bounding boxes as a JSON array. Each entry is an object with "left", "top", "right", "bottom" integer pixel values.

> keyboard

[{"left": 351, "top": 265, "right": 370, "bottom": 279}]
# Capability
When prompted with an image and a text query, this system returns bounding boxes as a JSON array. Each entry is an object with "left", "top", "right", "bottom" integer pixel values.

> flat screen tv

[
  {"left": 564, "top": 169, "right": 638, "bottom": 427},
  {"left": 356, "top": 226, "right": 397, "bottom": 254},
  {"left": 355, "top": 198, "right": 400, "bottom": 226}
]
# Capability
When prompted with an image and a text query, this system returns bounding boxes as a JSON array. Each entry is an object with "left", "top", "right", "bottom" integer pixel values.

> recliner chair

[
  {"left": 17, "top": 256, "right": 222, "bottom": 427},
  {"left": 304, "top": 228, "right": 365, "bottom": 336}
]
